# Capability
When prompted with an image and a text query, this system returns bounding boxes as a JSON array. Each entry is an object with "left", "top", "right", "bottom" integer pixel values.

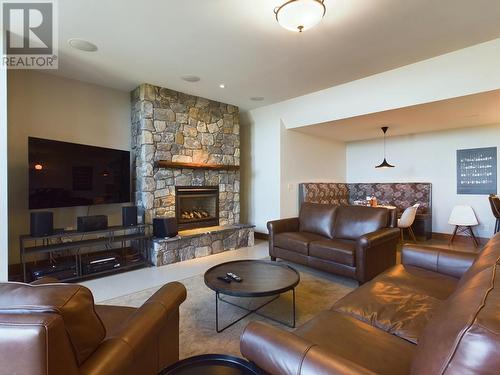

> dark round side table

[
  {"left": 159, "top": 354, "right": 261, "bottom": 375},
  {"left": 204, "top": 260, "right": 300, "bottom": 332}
]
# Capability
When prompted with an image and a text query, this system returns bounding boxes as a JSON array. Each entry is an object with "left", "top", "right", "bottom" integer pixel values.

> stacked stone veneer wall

[
  {"left": 131, "top": 83, "right": 240, "bottom": 226},
  {"left": 152, "top": 226, "right": 254, "bottom": 266}
]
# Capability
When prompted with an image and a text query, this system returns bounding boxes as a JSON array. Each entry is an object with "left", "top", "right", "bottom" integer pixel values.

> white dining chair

[
  {"left": 398, "top": 204, "right": 419, "bottom": 242},
  {"left": 448, "top": 205, "right": 479, "bottom": 247}
]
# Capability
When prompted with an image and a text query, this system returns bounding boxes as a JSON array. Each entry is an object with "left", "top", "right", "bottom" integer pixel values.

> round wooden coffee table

[{"left": 204, "top": 260, "right": 300, "bottom": 333}]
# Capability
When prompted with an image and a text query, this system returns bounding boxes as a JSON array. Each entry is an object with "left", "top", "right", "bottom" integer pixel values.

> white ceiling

[
  {"left": 293, "top": 89, "right": 500, "bottom": 142},
  {"left": 50, "top": 0, "right": 500, "bottom": 110}
]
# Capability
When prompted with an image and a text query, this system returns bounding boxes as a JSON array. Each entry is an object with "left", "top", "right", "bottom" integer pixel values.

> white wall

[
  {"left": 244, "top": 39, "right": 500, "bottom": 235},
  {"left": 7, "top": 71, "right": 130, "bottom": 264},
  {"left": 242, "top": 108, "right": 282, "bottom": 233},
  {"left": 347, "top": 124, "right": 500, "bottom": 238},
  {"left": 281, "top": 127, "right": 346, "bottom": 218},
  {"left": 0, "top": 40, "right": 8, "bottom": 280}
]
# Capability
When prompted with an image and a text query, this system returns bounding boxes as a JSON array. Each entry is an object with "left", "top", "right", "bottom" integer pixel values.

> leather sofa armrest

[
  {"left": 241, "top": 322, "right": 376, "bottom": 375},
  {"left": 267, "top": 217, "right": 300, "bottom": 235},
  {"left": 267, "top": 217, "right": 300, "bottom": 257},
  {"left": 241, "top": 321, "right": 315, "bottom": 375},
  {"left": 141, "top": 281, "right": 187, "bottom": 312},
  {"left": 356, "top": 228, "right": 400, "bottom": 284},
  {"left": 402, "top": 245, "right": 476, "bottom": 279},
  {"left": 0, "top": 312, "right": 80, "bottom": 375},
  {"left": 357, "top": 228, "right": 400, "bottom": 249},
  {"left": 302, "top": 346, "right": 377, "bottom": 375},
  {"left": 81, "top": 282, "right": 187, "bottom": 375},
  {"left": 30, "top": 277, "right": 60, "bottom": 285}
]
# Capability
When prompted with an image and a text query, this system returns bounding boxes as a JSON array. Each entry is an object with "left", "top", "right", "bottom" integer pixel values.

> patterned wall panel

[
  {"left": 298, "top": 183, "right": 350, "bottom": 206},
  {"left": 348, "top": 183, "right": 432, "bottom": 213},
  {"left": 299, "top": 182, "right": 432, "bottom": 214}
]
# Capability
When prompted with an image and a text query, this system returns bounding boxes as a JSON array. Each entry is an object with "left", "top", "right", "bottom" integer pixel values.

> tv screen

[{"left": 29, "top": 137, "right": 131, "bottom": 209}]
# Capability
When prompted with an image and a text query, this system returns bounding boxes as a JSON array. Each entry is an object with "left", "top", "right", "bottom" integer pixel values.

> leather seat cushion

[
  {"left": 309, "top": 239, "right": 356, "bottom": 266},
  {"left": 274, "top": 232, "right": 327, "bottom": 255},
  {"left": 333, "top": 279, "right": 442, "bottom": 344},
  {"left": 95, "top": 304, "right": 136, "bottom": 338},
  {"left": 294, "top": 310, "right": 416, "bottom": 375}
]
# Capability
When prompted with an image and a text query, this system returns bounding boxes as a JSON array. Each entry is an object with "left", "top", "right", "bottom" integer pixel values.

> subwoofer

[
  {"left": 77, "top": 215, "right": 108, "bottom": 232},
  {"left": 30, "top": 211, "right": 54, "bottom": 237},
  {"left": 153, "top": 217, "right": 178, "bottom": 238},
  {"left": 122, "top": 206, "right": 138, "bottom": 227}
]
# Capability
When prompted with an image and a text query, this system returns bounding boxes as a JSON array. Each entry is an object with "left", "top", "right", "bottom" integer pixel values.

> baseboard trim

[
  {"left": 254, "top": 232, "right": 269, "bottom": 240},
  {"left": 432, "top": 232, "right": 490, "bottom": 245}
]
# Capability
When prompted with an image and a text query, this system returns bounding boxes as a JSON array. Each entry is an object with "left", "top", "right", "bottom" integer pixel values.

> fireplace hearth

[{"left": 175, "top": 186, "right": 219, "bottom": 230}]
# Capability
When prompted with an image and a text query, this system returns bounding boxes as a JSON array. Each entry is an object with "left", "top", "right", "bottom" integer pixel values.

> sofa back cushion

[
  {"left": 0, "top": 282, "right": 106, "bottom": 366},
  {"left": 334, "top": 206, "right": 388, "bottom": 241},
  {"left": 299, "top": 203, "right": 336, "bottom": 239},
  {"left": 411, "top": 236, "right": 500, "bottom": 374},
  {"left": 456, "top": 232, "right": 500, "bottom": 288}
]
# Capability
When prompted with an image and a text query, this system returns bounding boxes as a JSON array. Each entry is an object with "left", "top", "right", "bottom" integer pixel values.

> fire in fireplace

[{"left": 175, "top": 186, "right": 219, "bottom": 230}]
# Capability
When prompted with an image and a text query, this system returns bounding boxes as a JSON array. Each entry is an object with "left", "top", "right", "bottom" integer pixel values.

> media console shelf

[{"left": 20, "top": 224, "right": 151, "bottom": 283}]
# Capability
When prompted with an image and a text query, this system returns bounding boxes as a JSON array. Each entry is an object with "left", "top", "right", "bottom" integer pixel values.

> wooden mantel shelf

[{"left": 156, "top": 160, "right": 240, "bottom": 171}]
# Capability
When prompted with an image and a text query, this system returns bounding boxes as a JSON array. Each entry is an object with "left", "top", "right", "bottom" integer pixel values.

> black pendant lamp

[{"left": 375, "top": 126, "right": 395, "bottom": 169}]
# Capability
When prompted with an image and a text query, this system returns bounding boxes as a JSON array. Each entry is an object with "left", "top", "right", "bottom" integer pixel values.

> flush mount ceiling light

[
  {"left": 375, "top": 126, "right": 395, "bottom": 169},
  {"left": 250, "top": 96, "right": 265, "bottom": 101},
  {"left": 68, "top": 38, "right": 98, "bottom": 52},
  {"left": 219, "top": 84, "right": 225, "bottom": 88},
  {"left": 274, "top": 0, "right": 326, "bottom": 32},
  {"left": 181, "top": 75, "right": 201, "bottom": 82}
]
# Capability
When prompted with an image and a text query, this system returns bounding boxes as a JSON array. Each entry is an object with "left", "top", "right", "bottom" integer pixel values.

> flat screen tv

[{"left": 29, "top": 137, "right": 131, "bottom": 209}]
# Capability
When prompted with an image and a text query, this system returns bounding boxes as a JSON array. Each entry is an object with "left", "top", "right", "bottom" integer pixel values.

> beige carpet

[{"left": 101, "top": 261, "right": 357, "bottom": 359}]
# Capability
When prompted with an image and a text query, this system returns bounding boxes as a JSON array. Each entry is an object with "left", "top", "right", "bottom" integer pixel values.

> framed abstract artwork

[{"left": 457, "top": 147, "right": 497, "bottom": 195}]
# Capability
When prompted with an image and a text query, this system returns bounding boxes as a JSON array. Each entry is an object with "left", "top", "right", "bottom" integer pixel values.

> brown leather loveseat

[
  {"left": 268, "top": 203, "right": 400, "bottom": 283},
  {"left": 0, "top": 280, "right": 187, "bottom": 375},
  {"left": 241, "top": 233, "right": 500, "bottom": 375}
]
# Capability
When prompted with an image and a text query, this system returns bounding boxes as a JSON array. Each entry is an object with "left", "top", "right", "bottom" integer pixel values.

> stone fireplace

[
  {"left": 131, "top": 83, "right": 253, "bottom": 266},
  {"left": 175, "top": 186, "right": 219, "bottom": 230}
]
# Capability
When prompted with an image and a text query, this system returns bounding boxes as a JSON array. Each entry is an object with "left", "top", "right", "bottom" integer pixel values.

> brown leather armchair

[
  {"left": 241, "top": 234, "right": 500, "bottom": 375},
  {"left": 268, "top": 203, "right": 400, "bottom": 283},
  {"left": 0, "top": 280, "right": 187, "bottom": 375}
]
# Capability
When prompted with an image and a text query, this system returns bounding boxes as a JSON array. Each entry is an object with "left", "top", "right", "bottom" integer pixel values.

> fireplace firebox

[{"left": 175, "top": 186, "right": 219, "bottom": 230}]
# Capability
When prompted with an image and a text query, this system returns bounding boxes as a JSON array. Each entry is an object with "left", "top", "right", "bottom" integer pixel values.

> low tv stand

[{"left": 20, "top": 224, "right": 151, "bottom": 283}]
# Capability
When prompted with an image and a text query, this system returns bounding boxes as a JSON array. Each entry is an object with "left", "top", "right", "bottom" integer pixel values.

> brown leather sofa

[
  {"left": 0, "top": 280, "right": 187, "bottom": 375},
  {"left": 241, "top": 233, "right": 500, "bottom": 375},
  {"left": 268, "top": 203, "right": 400, "bottom": 283}
]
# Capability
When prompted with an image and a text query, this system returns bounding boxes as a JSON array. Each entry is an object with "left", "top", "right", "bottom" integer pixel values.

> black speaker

[
  {"left": 153, "top": 217, "right": 178, "bottom": 238},
  {"left": 122, "top": 206, "right": 138, "bottom": 227},
  {"left": 30, "top": 211, "right": 54, "bottom": 237},
  {"left": 77, "top": 215, "right": 108, "bottom": 232}
]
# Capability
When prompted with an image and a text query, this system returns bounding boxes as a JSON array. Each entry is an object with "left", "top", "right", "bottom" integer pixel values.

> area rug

[{"left": 101, "top": 261, "right": 357, "bottom": 358}]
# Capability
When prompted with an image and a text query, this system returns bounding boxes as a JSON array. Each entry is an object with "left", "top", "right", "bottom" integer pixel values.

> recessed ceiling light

[
  {"left": 219, "top": 84, "right": 225, "bottom": 89},
  {"left": 181, "top": 75, "right": 201, "bottom": 82},
  {"left": 250, "top": 96, "right": 265, "bottom": 101},
  {"left": 68, "top": 38, "right": 98, "bottom": 52}
]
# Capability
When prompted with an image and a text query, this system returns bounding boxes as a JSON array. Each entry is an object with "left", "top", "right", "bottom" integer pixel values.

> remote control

[
  {"left": 217, "top": 275, "right": 232, "bottom": 283},
  {"left": 227, "top": 272, "right": 243, "bottom": 282}
]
